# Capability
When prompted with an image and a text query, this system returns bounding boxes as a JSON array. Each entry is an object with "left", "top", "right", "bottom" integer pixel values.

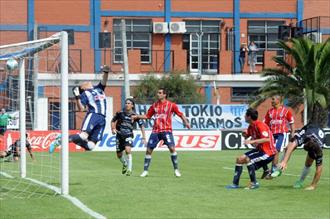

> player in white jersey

[{"left": 49, "top": 66, "right": 110, "bottom": 153}]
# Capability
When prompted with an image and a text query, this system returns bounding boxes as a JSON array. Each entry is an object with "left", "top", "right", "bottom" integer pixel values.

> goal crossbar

[{"left": 0, "top": 33, "right": 61, "bottom": 61}]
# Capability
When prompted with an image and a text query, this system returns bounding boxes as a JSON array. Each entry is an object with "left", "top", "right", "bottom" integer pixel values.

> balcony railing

[
  {"left": 35, "top": 48, "right": 289, "bottom": 75},
  {"left": 97, "top": 49, "right": 174, "bottom": 73}
]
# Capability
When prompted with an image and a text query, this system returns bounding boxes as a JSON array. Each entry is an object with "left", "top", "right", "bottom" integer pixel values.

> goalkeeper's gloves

[
  {"left": 72, "top": 86, "right": 80, "bottom": 99},
  {"left": 101, "top": 65, "right": 110, "bottom": 73}
]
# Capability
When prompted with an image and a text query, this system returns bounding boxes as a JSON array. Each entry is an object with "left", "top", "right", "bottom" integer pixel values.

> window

[
  {"left": 185, "top": 20, "right": 221, "bottom": 74},
  {"left": 113, "top": 19, "right": 152, "bottom": 63},
  {"left": 248, "top": 20, "right": 285, "bottom": 64},
  {"left": 49, "top": 102, "right": 76, "bottom": 130},
  {"left": 231, "top": 87, "right": 259, "bottom": 102}
]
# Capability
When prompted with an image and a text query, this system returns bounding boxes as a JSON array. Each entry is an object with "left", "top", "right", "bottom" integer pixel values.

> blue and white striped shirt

[{"left": 80, "top": 83, "right": 107, "bottom": 116}]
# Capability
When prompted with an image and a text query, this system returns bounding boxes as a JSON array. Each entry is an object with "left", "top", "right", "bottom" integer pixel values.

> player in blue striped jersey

[{"left": 49, "top": 65, "right": 110, "bottom": 153}]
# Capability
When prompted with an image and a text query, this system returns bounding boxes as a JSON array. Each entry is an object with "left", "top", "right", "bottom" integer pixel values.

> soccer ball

[{"left": 6, "top": 58, "right": 18, "bottom": 71}]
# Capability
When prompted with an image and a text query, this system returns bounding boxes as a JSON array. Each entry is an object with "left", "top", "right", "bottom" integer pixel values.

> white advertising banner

[
  {"left": 94, "top": 130, "right": 222, "bottom": 151},
  {"left": 135, "top": 104, "right": 249, "bottom": 130}
]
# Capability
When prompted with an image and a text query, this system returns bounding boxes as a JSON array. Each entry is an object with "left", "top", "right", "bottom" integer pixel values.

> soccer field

[{"left": 1, "top": 150, "right": 329, "bottom": 219}]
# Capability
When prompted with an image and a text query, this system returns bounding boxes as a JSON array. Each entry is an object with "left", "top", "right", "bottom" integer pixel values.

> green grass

[{"left": 1, "top": 150, "right": 330, "bottom": 219}]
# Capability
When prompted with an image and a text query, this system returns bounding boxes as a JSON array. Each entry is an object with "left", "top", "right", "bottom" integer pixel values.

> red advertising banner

[{"left": 0, "top": 130, "right": 85, "bottom": 152}]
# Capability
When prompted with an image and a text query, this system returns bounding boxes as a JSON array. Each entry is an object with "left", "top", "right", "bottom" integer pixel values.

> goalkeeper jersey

[{"left": 80, "top": 82, "right": 107, "bottom": 117}]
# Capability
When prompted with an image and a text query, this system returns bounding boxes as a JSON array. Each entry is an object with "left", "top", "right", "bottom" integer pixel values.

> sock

[
  {"left": 271, "top": 164, "right": 277, "bottom": 172},
  {"left": 299, "top": 166, "right": 311, "bottom": 181},
  {"left": 233, "top": 164, "right": 243, "bottom": 185},
  {"left": 247, "top": 164, "right": 257, "bottom": 184},
  {"left": 170, "top": 152, "right": 178, "bottom": 170},
  {"left": 262, "top": 165, "right": 269, "bottom": 172},
  {"left": 119, "top": 155, "right": 127, "bottom": 166},
  {"left": 127, "top": 154, "right": 132, "bottom": 171},
  {"left": 69, "top": 134, "right": 89, "bottom": 150},
  {"left": 143, "top": 155, "right": 152, "bottom": 171},
  {"left": 86, "top": 141, "right": 95, "bottom": 151}
]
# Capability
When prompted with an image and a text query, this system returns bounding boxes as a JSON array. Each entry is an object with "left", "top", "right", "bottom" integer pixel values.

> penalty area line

[{"left": 0, "top": 171, "right": 106, "bottom": 219}]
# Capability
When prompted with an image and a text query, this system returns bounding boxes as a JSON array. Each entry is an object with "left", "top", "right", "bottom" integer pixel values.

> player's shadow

[
  {"left": 217, "top": 183, "right": 293, "bottom": 190},
  {"left": 266, "top": 185, "right": 294, "bottom": 190}
]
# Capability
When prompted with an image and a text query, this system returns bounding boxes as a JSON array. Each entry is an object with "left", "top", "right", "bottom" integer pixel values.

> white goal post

[{"left": 0, "top": 31, "right": 69, "bottom": 195}]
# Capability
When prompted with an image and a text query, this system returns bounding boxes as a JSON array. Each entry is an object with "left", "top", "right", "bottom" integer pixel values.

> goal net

[{"left": 0, "top": 32, "right": 69, "bottom": 198}]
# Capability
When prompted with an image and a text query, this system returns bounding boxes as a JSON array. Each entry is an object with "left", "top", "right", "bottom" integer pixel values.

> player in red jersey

[
  {"left": 132, "top": 88, "right": 190, "bottom": 177},
  {"left": 226, "top": 108, "right": 276, "bottom": 189},
  {"left": 262, "top": 95, "right": 295, "bottom": 178}
]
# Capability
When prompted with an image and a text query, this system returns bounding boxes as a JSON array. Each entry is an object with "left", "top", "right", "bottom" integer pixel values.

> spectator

[{"left": 248, "top": 41, "right": 258, "bottom": 74}]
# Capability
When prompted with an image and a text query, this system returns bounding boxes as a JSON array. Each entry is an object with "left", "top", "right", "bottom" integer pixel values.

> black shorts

[
  {"left": 0, "top": 126, "right": 6, "bottom": 135},
  {"left": 307, "top": 151, "right": 323, "bottom": 166},
  {"left": 116, "top": 135, "right": 133, "bottom": 152},
  {"left": 245, "top": 149, "right": 274, "bottom": 170}
]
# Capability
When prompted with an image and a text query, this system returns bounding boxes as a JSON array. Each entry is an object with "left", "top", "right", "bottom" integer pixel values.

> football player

[
  {"left": 111, "top": 98, "right": 146, "bottom": 176},
  {"left": 49, "top": 65, "right": 110, "bottom": 153},
  {"left": 226, "top": 108, "right": 276, "bottom": 189},
  {"left": 0, "top": 134, "right": 34, "bottom": 161},
  {"left": 275, "top": 123, "right": 325, "bottom": 190}
]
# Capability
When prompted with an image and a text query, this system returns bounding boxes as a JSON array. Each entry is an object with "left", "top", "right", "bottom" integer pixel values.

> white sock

[
  {"left": 127, "top": 154, "right": 132, "bottom": 171},
  {"left": 300, "top": 166, "right": 311, "bottom": 181},
  {"left": 119, "top": 155, "right": 127, "bottom": 166}
]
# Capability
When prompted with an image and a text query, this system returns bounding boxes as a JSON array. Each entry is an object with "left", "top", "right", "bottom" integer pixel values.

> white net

[{"left": 0, "top": 33, "right": 66, "bottom": 198}]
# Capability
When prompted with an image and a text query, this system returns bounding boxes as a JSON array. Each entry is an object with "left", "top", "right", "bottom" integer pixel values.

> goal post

[
  {"left": 0, "top": 31, "right": 69, "bottom": 195},
  {"left": 60, "top": 31, "right": 69, "bottom": 195}
]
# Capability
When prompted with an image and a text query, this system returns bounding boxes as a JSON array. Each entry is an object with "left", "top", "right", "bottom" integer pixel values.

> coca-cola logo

[
  {"left": 4, "top": 131, "right": 83, "bottom": 152},
  {"left": 29, "top": 132, "right": 59, "bottom": 149}
]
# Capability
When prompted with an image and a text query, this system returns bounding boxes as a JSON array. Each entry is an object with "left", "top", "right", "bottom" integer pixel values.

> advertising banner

[
  {"left": 1, "top": 129, "right": 328, "bottom": 152},
  {"left": 221, "top": 129, "right": 330, "bottom": 150},
  {"left": 221, "top": 130, "right": 254, "bottom": 150},
  {"left": 1, "top": 131, "right": 85, "bottom": 152},
  {"left": 135, "top": 104, "right": 249, "bottom": 130},
  {"left": 95, "top": 130, "right": 221, "bottom": 151},
  {"left": 1, "top": 130, "right": 221, "bottom": 152},
  {"left": 7, "top": 111, "right": 19, "bottom": 130}
]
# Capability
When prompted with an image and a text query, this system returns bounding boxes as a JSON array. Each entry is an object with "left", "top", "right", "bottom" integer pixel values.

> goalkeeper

[
  {"left": 49, "top": 65, "right": 110, "bottom": 152},
  {"left": 0, "top": 134, "right": 34, "bottom": 161}
]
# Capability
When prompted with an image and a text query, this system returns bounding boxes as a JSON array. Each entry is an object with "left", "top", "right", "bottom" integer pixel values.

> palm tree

[{"left": 251, "top": 37, "right": 330, "bottom": 127}]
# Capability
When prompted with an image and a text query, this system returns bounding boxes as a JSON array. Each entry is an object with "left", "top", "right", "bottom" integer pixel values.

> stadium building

[{"left": 0, "top": 0, "right": 329, "bottom": 130}]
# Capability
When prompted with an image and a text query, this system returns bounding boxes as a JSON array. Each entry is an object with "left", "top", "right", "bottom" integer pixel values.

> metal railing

[
  {"left": 97, "top": 49, "right": 174, "bottom": 73},
  {"left": 299, "top": 16, "right": 330, "bottom": 34},
  {"left": 32, "top": 48, "right": 290, "bottom": 75},
  {"left": 46, "top": 49, "right": 82, "bottom": 73}
]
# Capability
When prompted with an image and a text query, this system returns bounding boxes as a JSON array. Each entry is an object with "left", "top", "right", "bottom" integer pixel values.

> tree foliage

[
  {"left": 250, "top": 37, "right": 330, "bottom": 127},
  {"left": 133, "top": 73, "right": 204, "bottom": 104}
]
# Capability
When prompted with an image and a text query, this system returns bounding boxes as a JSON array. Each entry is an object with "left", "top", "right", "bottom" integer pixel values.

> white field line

[
  {"left": 223, "top": 167, "right": 330, "bottom": 181},
  {"left": 0, "top": 171, "right": 14, "bottom": 178},
  {"left": 0, "top": 171, "right": 107, "bottom": 219}
]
